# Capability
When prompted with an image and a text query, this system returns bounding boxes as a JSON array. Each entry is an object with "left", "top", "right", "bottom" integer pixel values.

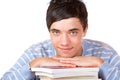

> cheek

[
  {"left": 70, "top": 36, "right": 83, "bottom": 47},
  {"left": 71, "top": 35, "right": 83, "bottom": 42},
  {"left": 51, "top": 37, "right": 59, "bottom": 46},
  {"left": 71, "top": 38, "right": 81, "bottom": 45}
]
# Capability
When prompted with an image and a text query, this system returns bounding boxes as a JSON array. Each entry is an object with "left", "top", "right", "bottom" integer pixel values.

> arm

[
  {"left": 0, "top": 50, "right": 36, "bottom": 80},
  {"left": 53, "top": 52, "right": 120, "bottom": 80},
  {"left": 29, "top": 57, "right": 76, "bottom": 68},
  {"left": 1, "top": 42, "right": 76, "bottom": 80},
  {"left": 72, "top": 55, "right": 120, "bottom": 80},
  {"left": 0, "top": 42, "right": 45, "bottom": 80},
  {"left": 52, "top": 56, "right": 104, "bottom": 67},
  {"left": 99, "top": 54, "right": 120, "bottom": 80}
]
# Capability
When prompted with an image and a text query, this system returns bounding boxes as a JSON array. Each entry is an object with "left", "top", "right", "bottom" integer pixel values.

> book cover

[
  {"left": 31, "top": 66, "right": 99, "bottom": 74},
  {"left": 31, "top": 66, "right": 99, "bottom": 78},
  {"left": 35, "top": 70, "right": 98, "bottom": 78},
  {"left": 39, "top": 76, "right": 102, "bottom": 80}
]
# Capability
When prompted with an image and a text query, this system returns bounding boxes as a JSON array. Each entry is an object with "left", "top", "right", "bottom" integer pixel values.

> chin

[
  {"left": 57, "top": 51, "right": 75, "bottom": 58},
  {"left": 60, "top": 55, "right": 74, "bottom": 58}
]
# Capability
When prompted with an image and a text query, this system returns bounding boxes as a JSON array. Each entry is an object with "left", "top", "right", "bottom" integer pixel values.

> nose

[{"left": 60, "top": 34, "right": 70, "bottom": 46}]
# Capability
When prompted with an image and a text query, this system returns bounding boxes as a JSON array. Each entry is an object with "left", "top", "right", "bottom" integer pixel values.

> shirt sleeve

[
  {"left": 99, "top": 53, "right": 120, "bottom": 80},
  {"left": 1, "top": 64, "right": 35, "bottom": 80},
  {"left": 0, "top": 43, "right": 46, "bottom": 80},
  {"left": 0, "top": 40, "right": 52, "bottom": 80}
]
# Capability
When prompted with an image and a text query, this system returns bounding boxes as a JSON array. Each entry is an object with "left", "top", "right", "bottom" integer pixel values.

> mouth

[{"left": 58, "top": 47, "right": 73, "bottom": 51}]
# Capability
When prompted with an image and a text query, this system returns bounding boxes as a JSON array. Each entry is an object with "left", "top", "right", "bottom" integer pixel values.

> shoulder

[
  {"left": 24, "top": 39, "right": 55, "bottom": 57},
  {"left": 82, "top": 39, "right": 117, "bottom": 55},
  {"left": 83, "top": 39, "right": 114, "bottom": 50},
  {"left": 82, "top": 39, "right": 118, "bottom": 62},
  {"left": 29, "top": 39, "right": 52, "bottom": 49}
]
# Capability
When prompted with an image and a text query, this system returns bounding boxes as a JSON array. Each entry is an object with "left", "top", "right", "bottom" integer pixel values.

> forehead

[{"left": 50, "top": 18, "right": 83, "bottom": 31}]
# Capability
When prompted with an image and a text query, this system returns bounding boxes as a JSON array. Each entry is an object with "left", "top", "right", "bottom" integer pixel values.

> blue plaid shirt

[{"left": 1, "top": 39, "right": 120, "bottom": 80}]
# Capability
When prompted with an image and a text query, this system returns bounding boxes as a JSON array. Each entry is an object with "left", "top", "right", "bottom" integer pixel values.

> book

[
  {"left": 31, "top": 66, "right": 101, "bottom": 80},
  {"left": 39, "top": 76, "right": 101, "bottom": 80}
]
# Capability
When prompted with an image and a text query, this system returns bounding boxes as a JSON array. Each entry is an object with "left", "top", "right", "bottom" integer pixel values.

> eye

[
  {"left": 70, "top": 31, "right": 78, "bottom": 36},
  {"left": 52, "top": 30, "right": 60, "bottom": 35}
]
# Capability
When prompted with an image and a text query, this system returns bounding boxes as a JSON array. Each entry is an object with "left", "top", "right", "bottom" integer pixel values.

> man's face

[{"left": 50, "top": 17, "right": 87, "bottom": 58}]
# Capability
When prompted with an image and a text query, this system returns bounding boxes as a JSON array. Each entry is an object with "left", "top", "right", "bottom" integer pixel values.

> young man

[{"left": 1, "top": 0, "right": 120, "bottom": 80}]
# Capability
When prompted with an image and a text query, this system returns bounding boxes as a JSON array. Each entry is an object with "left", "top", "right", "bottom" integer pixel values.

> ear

[{"left": 83, "top": 24, "right": 88, "bottom": 37}]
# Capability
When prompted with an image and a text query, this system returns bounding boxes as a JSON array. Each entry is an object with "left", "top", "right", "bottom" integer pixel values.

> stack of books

[{"left": 31, "top": 66, "right": 101, "bottom": 80}]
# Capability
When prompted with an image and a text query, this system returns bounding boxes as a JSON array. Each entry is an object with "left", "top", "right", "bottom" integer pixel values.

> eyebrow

[
  {"left": 50, "top": 29, "right": 59, "bottom": 32},
  {"left": 69, "top": 28, "right": 80, "bottom": 31},
  {"left": 50, "top": 28, "right": 80, "bottom": 32}
]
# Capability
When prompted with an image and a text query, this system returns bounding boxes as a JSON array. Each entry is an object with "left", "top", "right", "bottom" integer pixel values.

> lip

[{"left": 58, "top": 47, "right": 73, "bottom": 51}]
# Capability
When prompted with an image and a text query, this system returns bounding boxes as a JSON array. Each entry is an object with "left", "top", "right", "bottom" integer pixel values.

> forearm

[
  {"left": 99, "top": 62, "right": 120, "bottom": 80},
  {"left": 1, "top": 64, "right": 35, "bottom": 80}
]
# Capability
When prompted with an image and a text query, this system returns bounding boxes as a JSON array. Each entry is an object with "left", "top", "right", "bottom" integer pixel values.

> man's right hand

[{"left": 29, "top": 57, "right": 76, "bottom": 68}]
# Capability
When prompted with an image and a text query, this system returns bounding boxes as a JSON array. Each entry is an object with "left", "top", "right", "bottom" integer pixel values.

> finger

[
  {"left": 52, "top": 57, "right": 76, "bottom": 61},
  {"left": 59, "top": 63, "right": 77, "bottom": 68},
  {"left": 59, "top": 60, "right": 78, "bottom": 66}
]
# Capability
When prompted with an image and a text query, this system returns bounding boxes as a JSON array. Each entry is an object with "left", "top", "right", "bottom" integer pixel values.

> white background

[{"left": 0, "top": 0, "right": 120, "bottom": 78}]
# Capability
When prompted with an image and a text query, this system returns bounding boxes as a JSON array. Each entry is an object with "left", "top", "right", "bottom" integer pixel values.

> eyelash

[
  {"left": 70, "top": 31, "right": 78, "bottom": 35},
  {"left": 52, "top": 31, "right": 60, "bottom": 35},
  {"left": 52, "top": 31, "right": 78, "bottom": 36}
]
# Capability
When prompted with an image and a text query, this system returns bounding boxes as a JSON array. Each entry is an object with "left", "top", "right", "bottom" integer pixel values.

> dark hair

[{"left": 46, "top": 0, "right": 88, "bottom": 31}]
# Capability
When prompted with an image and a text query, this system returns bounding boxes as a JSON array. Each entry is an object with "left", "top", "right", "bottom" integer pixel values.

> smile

[{"left": 58, "top": 47, "right": 73, "bottom": 51}]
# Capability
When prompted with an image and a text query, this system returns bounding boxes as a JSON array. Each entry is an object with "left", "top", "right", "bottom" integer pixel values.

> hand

[
  {"left": 29, "top": 57, "right": 76, "bottom": 68},
  {"left": 53, "top": 56, "right": 104, "bottom": 67}
]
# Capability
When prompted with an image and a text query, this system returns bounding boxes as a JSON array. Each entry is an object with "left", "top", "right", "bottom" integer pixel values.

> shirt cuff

[
  {"left": 19, "top": 63, "right": 35, "bottom": 79},
  {"left": 99, "top": 62, "right": 113, "bottom": 79}
]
